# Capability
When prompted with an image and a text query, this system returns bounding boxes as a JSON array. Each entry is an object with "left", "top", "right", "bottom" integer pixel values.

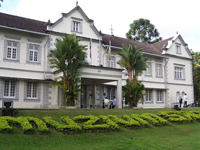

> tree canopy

[{"left": 126, "top": 18, "right": 162, "bottom": 43}]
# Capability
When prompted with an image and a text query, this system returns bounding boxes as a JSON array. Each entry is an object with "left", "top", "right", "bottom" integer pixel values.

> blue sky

[{"left": 0, "top": 0, "right": 200, "bottom": 52}]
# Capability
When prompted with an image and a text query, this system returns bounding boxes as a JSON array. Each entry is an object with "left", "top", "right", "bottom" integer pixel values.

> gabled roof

[
  {"left": 0, "top": 12, "right": 47, "bottom": 33},
  {"left": 50, "top": 5, "right": 101, "bottom": 38},
  {"left": 153, "top": 37, "right": 173, "bottom": 52},
  {"left": 102, "top": 34, "right": 163, "bottom": 56}
]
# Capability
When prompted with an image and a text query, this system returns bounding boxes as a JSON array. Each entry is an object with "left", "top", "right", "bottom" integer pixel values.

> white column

[{"left": 117, "top": 79, "right": 122, "bottom": 109}]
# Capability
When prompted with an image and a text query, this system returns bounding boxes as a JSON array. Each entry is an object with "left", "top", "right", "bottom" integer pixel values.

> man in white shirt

[{"left": 183, "top": 93, "right": 188, "bottom": 108}]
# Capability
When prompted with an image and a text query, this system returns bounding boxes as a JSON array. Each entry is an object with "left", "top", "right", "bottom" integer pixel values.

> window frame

[
  {"left": 174, "top": 67, "right": 184, "bottom": 79},
  {"left": 156, "top": 63, "right": 162, "bottom": 77},
  {"left": 145, "top": 89, "right": 152, "bottom": 103},
  {"left": 26, "top": 82, "right": 38, "bottom": 99},
  {"left": 156, "top": 90, "right": 163, "bottom": 102},
  {"left": 176, "top": 45, "right": 181, "bottom": 54},
  {"left": 29, "top": 44, "right": 39, "bottom": 62},
  {"left": 145, "top": 62, "right": 152, "bottom": 76},
  {"left": 6, "top": 41, "right": 17, "bottom": 60},
  {"left": 107, "top": 55, "right": 115, "bottom": 68},
  {"left": 3, "top": 80, "right": 16, "bottom": 98}
]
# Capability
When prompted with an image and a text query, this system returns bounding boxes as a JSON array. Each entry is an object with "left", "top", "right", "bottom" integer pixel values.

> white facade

[{"left": 0, "top": 6, "right": 193, "bottom": 109}]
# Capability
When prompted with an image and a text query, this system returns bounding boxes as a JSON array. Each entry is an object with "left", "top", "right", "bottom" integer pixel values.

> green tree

[
  {"left": 48, "top": 34, "right": 88, "bottom": 106},
  {"left": 0, "top": 0, "right": 3, "bottom": 7},
  {"left": 117, "top": 44, "right": 147, "bottom": 107},
  {"left": 126, "top": 18, "right": 162, "bottom": 43},
  {"left": 192, "top": 51, "right": 200, "bottom": 103}
]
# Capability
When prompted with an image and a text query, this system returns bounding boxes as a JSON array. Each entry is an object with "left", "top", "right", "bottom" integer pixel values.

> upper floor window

[
  {"left": 156, "top": 64, "right": 162, "bottom": 77},
  {"left": 175, "top": 67, "right": 183, "bottom": 79},
  {"left": 146, "top": 62, "right": 152, "bottom": 76},
  {"left": 29, "top": 44, "right": 39, "bottom": 62},
  {"left": 27, "top": 82, "right": 38, "bottom": 98},
  {"left": 7, "top": 41, "right": 17, "bottom": 59},
  {"left": 176, "top": 45, "right": 181, "bottom": 54},
  {"left": 73, "top": 21, "right": 79, "bottom": 32},
  {"left": 71, "top": 21, "right": 82, "bottom": 33},
  {"left": 107, "top": 56, "right": 115, "bottom": 68},
  {"left": 146, "top": 89, "right": 152, "bottom": 102},
  {"left": 4, "top": 80, "right": 16, "bottom": 98}
]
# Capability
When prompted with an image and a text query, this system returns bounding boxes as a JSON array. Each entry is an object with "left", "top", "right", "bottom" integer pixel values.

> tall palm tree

[
  {"left": 117, "top": 44, "right": 147, "bottom": 107},
  {"left": 48, "top": 34, "right": 88, "bottom": 105},
  {"left": 117, "top": 44, "right": 147, "bottom": 83}
]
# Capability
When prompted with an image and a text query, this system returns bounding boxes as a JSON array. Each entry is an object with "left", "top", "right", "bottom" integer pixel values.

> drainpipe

[
  {"left": 43, "top": 35, "right": 50, "bottom": 108},
  {"left": 44, "top": 35, "right": 50, "bottom": 79},
  {"left": 164, "top": 57, "right": 169, "bottom": 108}
]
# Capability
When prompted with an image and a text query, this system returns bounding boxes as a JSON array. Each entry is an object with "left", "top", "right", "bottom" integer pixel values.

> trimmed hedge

[{"left": 1, "top": 111, "right": 200, "bottom": 135}]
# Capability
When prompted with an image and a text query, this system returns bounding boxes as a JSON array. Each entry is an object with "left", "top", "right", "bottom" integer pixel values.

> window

[
  {"left": 157, "top": 90, "right": 163, "bottom": 102},
  {"left": 146, "top": 62, "right": 152, "bottom": 76},
  {"left": 29, "top": 44, "right": 39, "bottom": 62},
  {"left": 73, "top": 21, "right": 79, "bottom": 32},
  {"left": 176, "top": 46, "right": 181, "bottom": 54},
  {"left": 4, "top": 80, "right": 16, "bottom": 97},
  {"left": 107, "top": 56, "right": 115, "bottom": 68},
  {"left": 156, "top": 64, "right": 162, "bottom": 77},
  {"left": 146, "top": 90, "right": 152, "bottom": 102},
  {"left": 7, "top": 41, "right": 17, "bottom": 59},
  {"left": 175, "top": 67, "right": 183, "bottom": 79},
  {"left": 27, "top": 82, "right": 37, "bottom": 98},
  {"left": 107, "top": 87, "right": 115, "bottom": 100}
]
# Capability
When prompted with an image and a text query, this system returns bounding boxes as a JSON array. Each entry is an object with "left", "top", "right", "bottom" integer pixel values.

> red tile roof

[
  {"left": 102, "top": 34, "right": 163, "bottom": 56},
  {"left": 0, "top": 12, "right": 47, "bottom": 33}
]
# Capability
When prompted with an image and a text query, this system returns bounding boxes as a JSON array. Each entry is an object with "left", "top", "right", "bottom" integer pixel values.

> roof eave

[{"left": 0, "top": 25, "right": 49, "bottom": 36}]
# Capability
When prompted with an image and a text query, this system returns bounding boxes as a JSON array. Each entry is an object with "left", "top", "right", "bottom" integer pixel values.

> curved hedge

[{"left": 0, "top": 111, "right": 199, "bottom": 135}]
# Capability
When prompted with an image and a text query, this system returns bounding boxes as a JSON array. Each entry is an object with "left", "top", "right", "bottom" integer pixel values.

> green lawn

[{"left": 1, "top": 108, "right": 200, "bottom": 150}]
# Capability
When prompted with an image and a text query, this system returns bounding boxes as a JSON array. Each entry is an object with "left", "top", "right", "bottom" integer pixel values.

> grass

[{"left": 1, "top": 108, "right": 200, "bottom": 150}]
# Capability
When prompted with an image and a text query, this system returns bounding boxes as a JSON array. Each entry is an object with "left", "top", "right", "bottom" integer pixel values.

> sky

[{"left": 0, "top": 0, "right": 200, "bottom": 52}]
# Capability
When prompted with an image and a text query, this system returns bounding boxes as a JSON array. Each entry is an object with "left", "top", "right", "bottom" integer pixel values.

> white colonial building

[{"left": 0, "top": 5, "right": 193, "bottom": 109}]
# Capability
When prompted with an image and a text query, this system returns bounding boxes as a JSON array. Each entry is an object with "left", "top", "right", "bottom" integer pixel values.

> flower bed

[
  {"left": 130, "top": 114, "right": 150, "bottom": 127},
  {"left": 99, "top": 115, "right": 119, "bottom": 131},
  {"left": 139, "top": 113, "right": 161, "bottom": 126},
  {"left": 1, "top": 111, "right": 200, "bottom": 135},
  {"left": 73, "top": 115, "right": 110, "bottom": 132},
  {"left": 43, "top": 116, "right": 68, "bottom": 132},
  {"left": 108, "top": 115, "right": 140, "bottom": 129},
  {"left": 143, "top": 113, "right": 168, "bottom": 125},
  {"left": 26, "top": 117, "right": 49, "bottom": 134},
  {"left": 158, "top": 111, "right": 189, "bottom": 123},
  {"left": 60, "top": 116, "right": 81, "bottom": 134},
  {"left": 0, "top": 117, "right": 12, "bottom": 133}
]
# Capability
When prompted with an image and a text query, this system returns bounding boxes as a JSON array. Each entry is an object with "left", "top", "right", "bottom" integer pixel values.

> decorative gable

[{"left": 48, "top": 6, "right": 101, "bottom": 40}]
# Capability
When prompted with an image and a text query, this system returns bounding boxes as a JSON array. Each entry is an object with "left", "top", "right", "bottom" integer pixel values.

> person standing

[
  {"left": 102, "top": 93, "right": 106, "bottom": 109},
  {"left": 110, "top": 96, "right": 117, "bottom": 109},
  {"left": 179, "top": 96, "right": 182, "bottom": 108},
  {"left": 183, "top": 93, "right": 188, "bottom": 108}
]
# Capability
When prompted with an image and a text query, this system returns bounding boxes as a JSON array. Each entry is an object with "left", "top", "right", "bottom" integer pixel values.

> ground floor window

[
  {"left": 157, "top": 90, "right": 163, "bottom": 102},
  {"left": 145, "top": 89, "right": 152, "bottom": 102},
  {"left": 4, "top": 80, "right": 16, "bottom": 97},
  {"left": 27, "top": 82, "right": 37, "bottom": 98}
]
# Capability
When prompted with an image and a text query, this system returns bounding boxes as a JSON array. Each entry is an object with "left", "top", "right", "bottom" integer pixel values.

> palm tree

[
  {"left": 117, "top": 44, "right": 147, "bottom": 107},
  {"left": 48, "top": 34, "right": 88, "bottom": 105},
  {"left": 117, "top": 44, "right": 147, "bottom": 83}
]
